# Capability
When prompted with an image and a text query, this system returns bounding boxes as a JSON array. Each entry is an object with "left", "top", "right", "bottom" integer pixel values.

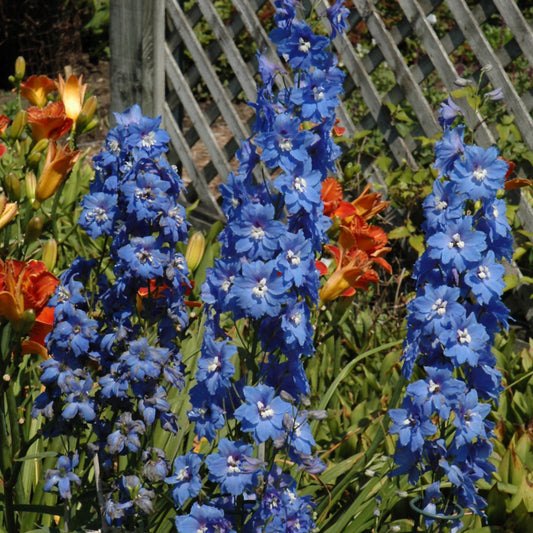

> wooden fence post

[{"left": 109, "top": 0, "right": 165, "bottom": 121}]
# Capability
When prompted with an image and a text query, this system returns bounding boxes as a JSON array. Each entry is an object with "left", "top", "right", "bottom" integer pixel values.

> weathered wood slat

[
  {"left": 353, "top": 0, "right": 441, "bottom": 140},
  {"left": 492, "top": 0, "right": 533, "bottom": 70},
  {"left": 164, "top": 41, "right": 233, "bottom": 183},
  {"left": 163, "top": 101, "right": 224, "bottom": 219},
  {"left": 196, "top": 0, "right": 258, "bottom": 103},
  {"left": 166, "top": 0, "right": 252, "bottom": 150},
  {"left": 445, "top": 0, "right": 533, "bottom": 149},
  {"left": 397, "top": 0, "right": 497, "bottom": 148}
]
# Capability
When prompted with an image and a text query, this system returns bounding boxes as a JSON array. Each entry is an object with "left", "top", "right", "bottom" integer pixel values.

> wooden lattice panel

[{"left": 158, "top": 0, "right": 533, "bottom": 229}]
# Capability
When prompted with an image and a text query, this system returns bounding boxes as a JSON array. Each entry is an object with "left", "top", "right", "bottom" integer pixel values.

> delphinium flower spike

[
  {"left": 34, "top": 105, "right": 190, "bottom": 530},
  {"left": 167, "top": 1, "right": 350, "bottom": 531},
  {"left": 390, "top": 96, "right": 513, "bottom": 527}
]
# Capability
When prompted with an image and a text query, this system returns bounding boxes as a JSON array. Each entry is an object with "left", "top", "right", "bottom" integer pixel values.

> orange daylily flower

[
  {"left": 499, "top": 157, "right": 533, "bottom": 190},
  {"left": 35, "top": 142, "right": 81, "bottom": 203},
  {"left": 319, "top": 178, "right": 391, "bottom": 301},
  {"left": 321, "top": 177, "right": 344, "bottom": 217},
  {"left": 20, "top": 75, "right": 57, "bottom": 107},
  {"left": 0, "top": 259, "right": 59, "bottom": 325},
  {"left": 0, "top": 114, "right": 9, "bottom": 134},
  {"left": 319, "top": 244, "right": 380, "bottom": 301},
  {"left": 27, "top": 101, "right": 73, "bottom": 141},
  {"left": 0, "top": 114, "right": 9, "bottom": 158},
  {"left": 57, "top": 74, "right": 87, "bottom": 123}
]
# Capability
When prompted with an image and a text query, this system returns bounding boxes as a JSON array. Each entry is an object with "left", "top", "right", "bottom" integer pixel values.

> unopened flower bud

[
  {"left": 307, "top": 409, "right": 328, "bottom": 420},
  {"left": 5, "top": 173, "right": 21, "bottom": 201},
  {"left": 185, "top": 231, "right": 206, "bottom": 272},
  {"left": 31, "top": 138, "right": 50, "bottom": 155},
  {"left": 0, "top": 193, "right": 18, "bottom": 230},
  {"left": 485, "top": 88, "right": 504, "bottom": 102},
  {"left": 280, "top": 390, "right": 296, "bottom": 403},
  {"left": 27, "top": 151, "right": 43, "bottom": 170},
  {"left": 3, "top": 374, "right": 10, "bottom": 382},
  {"left": 10, "top": 109, "right": 27, "bottom": 140},
  {"left": 481, "top": 64, "right": 493, "bottom": 73},
  {"left": 454, "top": 77, "right": 472, "bottom": 87},
  {"left": 17, "top": 308, "right": 36, "bottom": 334},
  {"left": 15, "top": 56, "right": 26, "bottom": 81},
  {"left": 25, "top": 172, "right": 37, "bottom": 203},
  {"left": 42, "top": 238, "right": 58, "bottom": 271},
  {"left": 76, "top": 96, "right": 98, "bottom": 133},
  {"left": 25, "top": 216, "right": 44, "bottom": 244}
]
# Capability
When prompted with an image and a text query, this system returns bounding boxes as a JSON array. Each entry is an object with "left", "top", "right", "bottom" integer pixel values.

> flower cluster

[
  {"left": 34, "top": 105, "right": 190, "bottom": 528},
  {"left": 0, "top": 258, "right": 58, "bottom": 357},
  {"left": 166, "top": 1, "right": 349, "bottom": 530},
  {"left": 390, "top": 102, "right": 513, "bottom": 524},
  {"left": 318, "top": 178, "right": 391, "bottom": 301}
]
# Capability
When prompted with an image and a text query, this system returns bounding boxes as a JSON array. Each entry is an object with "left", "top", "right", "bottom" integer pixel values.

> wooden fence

[{"left": 110, "top": 0, "right": 533, "bottom": 231}]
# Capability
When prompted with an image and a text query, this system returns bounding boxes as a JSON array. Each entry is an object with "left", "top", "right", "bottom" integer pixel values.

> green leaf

[
  {"left": 15, "top": 451, "right": 58, "bottom": 462},
  {"left": 388, "top": 226, "right": 410, "bottom": 239},
  {"left": 375, "top": 155, "right": 392, "bottom": 172}
]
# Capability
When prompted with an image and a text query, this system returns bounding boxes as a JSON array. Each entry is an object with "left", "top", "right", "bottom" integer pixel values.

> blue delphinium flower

[
  {"left": 35, "top": 104, "right": 191, "bottom": 529},
  {"left": 168, "top": 1, "right": 349, "bottom": 530},
  {"left": 234, "top": 384, "right": 292, "bottom": 443},
  {"left": 165, "top": 452, "right": 203, "bottom": 506},
  {"left": 390, "top": 98, "right": 513, "bottom": 522},
  {"left": 205, "top": 439, "right": 260, "bottom": 496},
  {"left": 43, "top": 453, "right": 81, "bottom": 499},
  {"left": 175, "top": 503, "right": 236, "bottom": 533}
]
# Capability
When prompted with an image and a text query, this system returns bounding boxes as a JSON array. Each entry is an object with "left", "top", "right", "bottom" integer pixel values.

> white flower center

[
  {"left": 458, "top": 328, "right": 471, "bottom": 344},
  {"left": 492, "top": 205, "right": 499, "bottom": 218},
  {"left": 294, "top": 176, "right": 306, "bottom": 192},
  {"left": 251, "top": 225, "right": 265, "bottom": 240},
  {"left": 221, "top": 276, "right": 234, "bottom": 293},
  {"left": 473, "top": 167, "right": 487, "bottom": 181},
  {"left": 108, "top": 139, "right": 120, "bottom": 154},
  {"left": 136, "top": 250, "right": 153, "bottom": 264},
  {"left": 448, "top": 233, "right": 464, "bottom": 249},
  {"left": 435, "top": 199, "right": 447, "bottom": 211},
  {"left": 227, "top": 455, "right": 241, "bottom": 474},
  {"left": 298, "top": 37, "right": 311, "bottom": 53},
  {"left": 431, "top": 298, "right": 447, "bottom": 316},
  {"left": 428, "top": 379, "right": 440, "bottom": 393},
  {"left": 252, "top": 278, "right": 268, "bottom": 298},
  {"left": 92, "top": 207, "right": 108, "bottom": 223},
  {"left": 207, "top": 356, "right": 220, "bottom": 373},
  {"left": 279, "top": 138, "right": 293, "bottom": 151},
  {"left": 313, "top": 87, "right": 325, "bottom": 101},
  {"left": 257, "top": 400, "right": 274, "bottom": 419},
  {"left": 287, "top": 249, "right": 301, "bottom": 266},
  {"left": 176, "top": 466, "right": 190, "bottom": 482},
  {"left": 477, "top": 265, "right": 490, "bottom": 280},
  {"left": 291, "top": 311, "right": 302, "bottom": 325},
  {"left": 141, "top": 131, "right": 157, "bottom": 148}
]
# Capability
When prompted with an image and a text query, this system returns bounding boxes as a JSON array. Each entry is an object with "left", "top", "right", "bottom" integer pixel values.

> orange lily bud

[
  {"left": 24, "top": 216, "right": 44, "bottom": 245},
  {"left": 20, "top": 75, "right": 57, "bottom": 107},
  {"left": 31, "top": 137, "right": 50, "bottom": 155},
  {"left": 42, "top": 238, "right": 58, "bottom": 271},
  {"left": 25, "top": 171, "right": 37, "bottom": 203},
  {"left": 0, "top": 193, "right": 18, "bottom": 230},
  {"left": 10, "top": 109, "right": 27, "bottom": 140},
  {"left": 15, "top": 56, "right": 26, "bottom": 81},
  {"left": 5, "top": 173, "right": 21, "bottom": 201},
  {"left": 57, "top": 74, "right": 87, "bottom": 123},
  {"left": 185, "top": 231, "right": 206, "bottom": 272},
  {"left": 76, "top": 95, "right": 98, "bottom": 132},
  {"left": 35, "top": 142, "right": 81, "bottom": 203}
]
